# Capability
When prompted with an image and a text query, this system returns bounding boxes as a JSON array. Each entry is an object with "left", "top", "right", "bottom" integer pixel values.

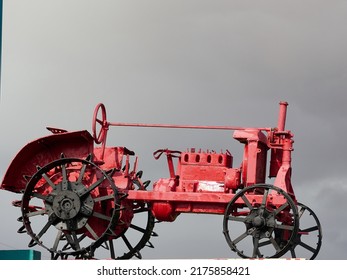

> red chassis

[{"left": 1, "top": 102, "right": 322, "bottom": 259}]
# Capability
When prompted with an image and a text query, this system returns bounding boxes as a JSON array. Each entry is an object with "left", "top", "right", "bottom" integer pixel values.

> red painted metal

[
  {"left": 85, "top": 101, "right": 295, "bottom": 222},
  {"left": 1, "top": 130, "right": 94, "bottom": 194},
  {"left": 108, "top": 122, "right": 272, "bottom": 132},
  {"left": 0, "top": 101, "right": 319, "bottom": 260},
  {"left": 1, "top": 100, "right": 294, "bottom": 220}
]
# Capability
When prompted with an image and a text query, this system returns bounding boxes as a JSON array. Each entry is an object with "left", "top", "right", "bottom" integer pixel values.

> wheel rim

[
  {"left": 21, "top": 155, "right": 121, "bottom": 259},
  {"left": 223, "top": 184, "right": 299, "bottom": 258}
]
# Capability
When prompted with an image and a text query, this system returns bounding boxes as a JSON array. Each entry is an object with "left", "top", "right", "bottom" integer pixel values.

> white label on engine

[{"left": 196, "top": 181, "right": 224, "bottom": 192}]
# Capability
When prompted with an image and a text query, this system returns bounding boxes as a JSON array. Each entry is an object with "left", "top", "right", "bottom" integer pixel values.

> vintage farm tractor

[{"left": 0, "top": 102, "right": 322, "bottom": 259}]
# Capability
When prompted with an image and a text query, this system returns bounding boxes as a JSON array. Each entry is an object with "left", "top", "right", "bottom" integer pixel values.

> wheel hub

[
  {"left": 53, "top": 191, "right": 81, "bottom": 220},
  {"left": 47, "top": 183, "right": 95, "bottom": 231},
  {"left": 252, "top": 215, "right": 265, "bottom": 228},
  {"left": 245, "top": 208, "right": 276, "bottom": 239}
]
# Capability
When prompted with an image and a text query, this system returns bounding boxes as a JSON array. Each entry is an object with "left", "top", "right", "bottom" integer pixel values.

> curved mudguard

[{"left": 1, "top": 130, "right": 94, "bottom": 193}]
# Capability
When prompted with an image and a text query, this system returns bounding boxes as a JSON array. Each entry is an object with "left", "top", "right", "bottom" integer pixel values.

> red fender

[{"left": 1, "top": 130, "right": 94, "bottom": 193}]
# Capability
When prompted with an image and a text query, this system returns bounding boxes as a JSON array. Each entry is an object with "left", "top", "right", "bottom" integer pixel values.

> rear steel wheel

[
  {"left": 223, "top": 184, "right": 299, "bottom": 258},
  {"left": 21, "top": 155, "right": 121, "bottom": 259}
]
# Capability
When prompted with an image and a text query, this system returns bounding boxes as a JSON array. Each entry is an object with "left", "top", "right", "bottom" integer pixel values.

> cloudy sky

[{"left": 0, "top": 0, "right": 346, "bottom": 260}]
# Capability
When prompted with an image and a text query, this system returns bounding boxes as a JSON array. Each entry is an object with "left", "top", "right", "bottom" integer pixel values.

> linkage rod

[{"left": 108, "top": 122, "right": 271, "bottom": 132}]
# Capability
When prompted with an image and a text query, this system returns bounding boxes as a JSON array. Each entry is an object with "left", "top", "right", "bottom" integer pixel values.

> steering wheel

[{"left": 92, "top": 103, "right": 108, "bottom": 144}]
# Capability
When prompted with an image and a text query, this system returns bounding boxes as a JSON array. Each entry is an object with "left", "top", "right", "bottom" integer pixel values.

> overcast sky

[{"left": 0, "top": 0, "right": 346, "bottom": 260}]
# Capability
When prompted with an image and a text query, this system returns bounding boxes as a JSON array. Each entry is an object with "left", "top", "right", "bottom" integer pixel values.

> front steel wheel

[
  {"left": 287, "top": 202, "right": 322, "bottom": 259},
  {"left": 223, "top": 184, "right": 299, "bottom": 258}
]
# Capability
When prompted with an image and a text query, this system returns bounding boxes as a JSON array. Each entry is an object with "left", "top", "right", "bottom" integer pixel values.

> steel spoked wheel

[
  {"left": 21, "top": 155, "right": 121, "bottom": 259},
  {"left": 223, "top": 184, "right": 299, "bottom": 258},
  {"left": 286, "top": 202, "right": 322, "bottom": 259},
  {"left": 104, "top": 202, "right": 157, "bottom": 259}
]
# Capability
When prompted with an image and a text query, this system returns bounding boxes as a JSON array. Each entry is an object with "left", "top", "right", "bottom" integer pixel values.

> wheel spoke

[
  {"left": 298, "top": 206, "right": 306, "bottom": 219},
  {"left": 252, "top": 237, "right": 260, "bottom": 258},
  {"left": 36, "top": 215, "right": 57, "bottom": 240},
  {"left": 121, "top": 235, "right": 142, "bottom": 259},
  {"left": 241, "top": 194, "right": 253, "bottom": 210},
  {"left": 109, "top": 240, "right": 116, "bottom": 259},
  {"left": 232, "top": 230, "right": 250, "bottom": 245},
  {"left": 274, "top": 223, "right": 294, "bottom": 231},
  {"left": 228, "top": 216, "right": 247, "bottom": 223},
  {"left": 129, "top": 224, "right": 148, "bottom": 234},
  {"left": 31, "top": 192, "right": 53, "bottom": 204},
  {"left": 93, "top": 194, "right": 114, "bottom": 203},
  {"left": 298, "top": 241, "right": 317, "bottom": 253},
  {"left": 78, "top": 175, "right": 107, "bottom": 197},
  {"left": 273, "top": 202, "right": 289, "bottom": 216},
  {"left": 290, "top": 247, "right": 297, "bottom": 258},
  {"left": 25, "top": 209, "right": 48, "bottom": 218},
  {"left": 42, "top": 173, "right": 57, "bottom": 189},
  {"left": 77, "top": 162, "right": 89, "bottom": 184},
  {"left": 85, "top": 223, "right": 99, "bottom": 240},
  {"left": 61, "top": 163, "right": 69, "bottom": 191},
  {"left": 122, "top": 235, "right": 134, "bottom": 251},
  {"left": 300, "top": 225, "right": 319, "bottom": 233},
  {"left": 269, "top": 236, "right": 281, "bottom": 252},
  {"left": 92, "top": 211, "right": 112, "bottom": 222},
  {"left": 261, "top": 189, "right": 269, "bottom": 208},
  {"left": 52, "top": 230, "right": 63, "bottom": 252},
  {"left": 258, "top": 239, "right": 272, "bottom": 247}
]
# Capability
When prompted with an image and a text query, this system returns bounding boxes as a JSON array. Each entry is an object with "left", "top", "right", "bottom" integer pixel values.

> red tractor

[{"left": 0, "top": 102, "right": 322, "bottom": 259}]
